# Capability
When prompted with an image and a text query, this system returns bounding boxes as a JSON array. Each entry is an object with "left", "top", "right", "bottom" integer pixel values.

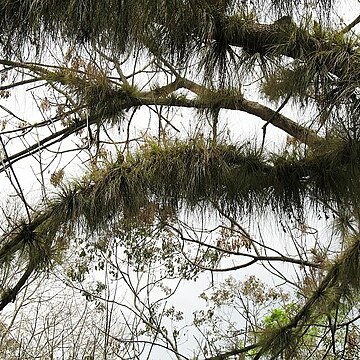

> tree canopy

[{"left": 1, "top": 0, "right": 360, "bottom": 359}]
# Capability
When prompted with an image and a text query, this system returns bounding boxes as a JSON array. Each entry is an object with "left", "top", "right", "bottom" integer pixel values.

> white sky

[{"left": 0, "top": 2, "right": 359, "bottom": 358}]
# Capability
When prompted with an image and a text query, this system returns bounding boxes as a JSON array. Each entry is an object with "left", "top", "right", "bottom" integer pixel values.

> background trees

[{"left": 0, "top": 0, "right": 360, "bottom": 358}]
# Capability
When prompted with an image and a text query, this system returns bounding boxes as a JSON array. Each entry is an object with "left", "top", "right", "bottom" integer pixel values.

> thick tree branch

[
  {"left": 253, "top": 237, "right": 360, "bottom": 359},
  {"left": 0, "top": 261, "right": 36, "bottom": 311},
  {"left": 225, "top": 16, "right": 359, "bottom": 80},
  {"left": 225, "top": 18, "right": 308, "bottom": 58},
  {"left": 339, "top": 14, "right": 360, "bottom": 35},
  {"left": 137, "top": 94, "right": 322, "bottom": 146}
]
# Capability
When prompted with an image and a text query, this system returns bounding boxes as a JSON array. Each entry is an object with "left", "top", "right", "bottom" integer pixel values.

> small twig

[
  {"left": 0, "top": 136, "right": 32, "bottom": 222},
  {"left": 147, "top": 105, "right": 180, "bottom": 133},
  {"left": 0, "top": 77, "right": 42, "bottom": 91},
  {"left": 260, "top": 93, "right": 291, "bottom": 152}
]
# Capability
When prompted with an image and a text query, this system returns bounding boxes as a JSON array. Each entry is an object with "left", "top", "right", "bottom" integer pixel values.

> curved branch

[
  {"left": 253, "top": 237, "right": 360, "bottom": 359},
  {"left": 155, "top": 78, "right": 322, "bottom": 146}
]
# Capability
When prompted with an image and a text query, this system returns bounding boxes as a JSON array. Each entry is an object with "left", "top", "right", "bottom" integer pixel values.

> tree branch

[{"left": 204, "top": 343, "right": 259, "bottom": 360}]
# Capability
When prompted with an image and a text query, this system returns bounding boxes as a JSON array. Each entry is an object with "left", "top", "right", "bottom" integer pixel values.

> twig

[{"left": 260, "top": 93, "right": 291, "bottom": 153}]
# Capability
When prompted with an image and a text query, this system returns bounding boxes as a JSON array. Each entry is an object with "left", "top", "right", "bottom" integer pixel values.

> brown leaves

[{"left": 50, "top": 168, "right": 65, "bottom": 187}]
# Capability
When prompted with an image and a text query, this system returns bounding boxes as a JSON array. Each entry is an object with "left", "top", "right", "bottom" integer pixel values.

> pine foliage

[
  {"left": 3, "top": 137, "right": 360, "bottom": 261},
  {"left": 2, "top": 1, "right": 360, "bottom": 358}
]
